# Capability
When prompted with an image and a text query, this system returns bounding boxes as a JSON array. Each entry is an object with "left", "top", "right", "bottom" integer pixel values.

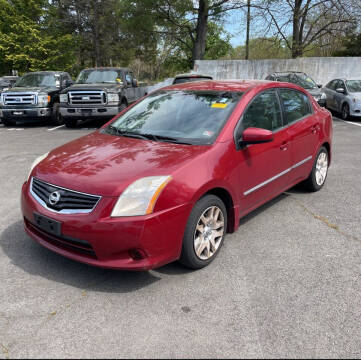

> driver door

[{"left": 236, "top": 89, "right": 292, "bottom": 212}]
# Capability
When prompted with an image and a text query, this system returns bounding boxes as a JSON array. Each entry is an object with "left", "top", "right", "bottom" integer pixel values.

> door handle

[{"left": 280, "top": 142, "right": 289, "bottom": 151}]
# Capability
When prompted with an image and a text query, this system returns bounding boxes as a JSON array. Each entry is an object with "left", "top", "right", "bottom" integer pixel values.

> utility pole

[{"left": 245, "top": 0, "right": 251, "bottom": 60}]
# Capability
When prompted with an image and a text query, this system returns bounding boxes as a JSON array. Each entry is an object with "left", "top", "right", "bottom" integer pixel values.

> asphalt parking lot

[{"left": 0, "top": 116, "right": 361, "bottom": 359}]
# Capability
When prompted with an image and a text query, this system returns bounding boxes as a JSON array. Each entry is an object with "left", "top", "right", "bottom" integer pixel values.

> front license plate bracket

[{"left": 33, "top": 213, "right": 62, "bottom": 236}]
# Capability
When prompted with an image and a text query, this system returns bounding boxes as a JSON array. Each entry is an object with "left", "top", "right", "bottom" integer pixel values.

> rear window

[
  {"left": 104, "top": 90, "right": 242, "bottom": 145},
  {"left": 173, "top": 77, "right": 211, "bottom": 84},
  {"left": 279, "top": 89, "right": 312, "bottom": 124}
]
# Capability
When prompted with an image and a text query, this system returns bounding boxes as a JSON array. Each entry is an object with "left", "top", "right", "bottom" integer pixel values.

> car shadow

[{"left": 0, "top": 220, "right": 161, "bottom": 293}]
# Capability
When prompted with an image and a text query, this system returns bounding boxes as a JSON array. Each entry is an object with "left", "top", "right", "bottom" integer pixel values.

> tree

[
  {"left": 258, "top": 0, "right": 356, "bottom": 58},
  {"left": 333, "top": 32, "right": 361, "bottom": 56}
]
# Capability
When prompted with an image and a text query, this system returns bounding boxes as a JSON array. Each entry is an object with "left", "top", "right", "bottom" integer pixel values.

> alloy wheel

[
  {"left": 315, "top": 151, "right": 328, "bottom": 186},
  {"left": 193, "top": 206, "right": 225, "bottom": 260}
]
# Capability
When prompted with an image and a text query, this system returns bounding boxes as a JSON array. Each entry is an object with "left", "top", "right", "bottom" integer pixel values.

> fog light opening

[{"left": 129, "top": 248, "right": 147, "bottom": 261}]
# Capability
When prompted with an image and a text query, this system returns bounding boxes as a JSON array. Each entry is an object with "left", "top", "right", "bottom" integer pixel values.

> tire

[
  {"left": 303, "top": 147, "right": 329, "bottom": 192},
  {"left": 179, "top": 194, "right": 227, "bottom": 269},
  {"left": 341, "top": 103, "right": 350, "bottom": 120},
  {"left": 119, "top": 102, "right": 127, "bottom": 112},
  {"left": 51, "top": 104, "right": 63, "bottom": 125},
  {"left": 64, "top": 118, "right": 78, "bottom": 128},
  {"left": 1, "top": 119, "right": 15, "bottom": 127}
]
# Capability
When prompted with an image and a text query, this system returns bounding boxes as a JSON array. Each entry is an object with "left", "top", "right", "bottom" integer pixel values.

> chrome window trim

[
  {"left": 243, "top": 156, "right": 312, "bottom": 196},
  {"left": 30, "top": 177, "right": 101, "bottom": 214}
]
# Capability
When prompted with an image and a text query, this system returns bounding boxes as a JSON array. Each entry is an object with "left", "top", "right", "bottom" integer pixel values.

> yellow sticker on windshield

[{"left": 212, "top": 103, "right": 228, "bottom": 109}]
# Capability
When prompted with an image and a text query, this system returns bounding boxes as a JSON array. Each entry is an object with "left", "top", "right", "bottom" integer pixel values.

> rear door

[
  {"left": 236, "top": 89, "right": 292, "bottom": 211},
  {"left": 278, "top": 88, "right": 319, "bottom": 183}
]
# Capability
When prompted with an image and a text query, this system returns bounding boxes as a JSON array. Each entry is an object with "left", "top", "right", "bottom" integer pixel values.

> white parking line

[
  {"left": 344, "top": 120, "right": 361, "bottom": 127},
  {"left": 48, "top": 125, "right": 65, "bottom": 131}
]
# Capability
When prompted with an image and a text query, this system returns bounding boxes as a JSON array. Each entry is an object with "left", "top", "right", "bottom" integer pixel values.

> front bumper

[
  {"left": 21, "top": 181, "right": 192, "bottom": 270},
  {"left": 1, "top": 107, "right": 51, "bottom": 119},
  {"left": 59, "top": 105, "right": 120, "bottom": 118},
  {"left": 350, "top": 104, "right": 361, "bottom": 117}
]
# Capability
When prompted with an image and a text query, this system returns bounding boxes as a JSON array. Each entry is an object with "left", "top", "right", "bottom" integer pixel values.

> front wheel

[
  {"left": 303, "top": 147, "right": 329, "bottom": 192},
  {"left": 64, "top": 118, "right": 78, "bottom": 128},
  {"left": 341, "top": 103, "right": 350, "bottom": 120},
  {"left": 1, "top": 119, "right": 15, "bottom": 127},
  {"left": 179, "top": 195, "right": 227, "bottom": 269}
]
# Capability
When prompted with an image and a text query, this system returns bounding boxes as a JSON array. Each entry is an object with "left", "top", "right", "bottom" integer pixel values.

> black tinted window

[
  {"left": 279, "top": 89, "right": 311, "bottom": 124},
  {"left": 242, "top": 90, "right": 282, "bottom": 131}
]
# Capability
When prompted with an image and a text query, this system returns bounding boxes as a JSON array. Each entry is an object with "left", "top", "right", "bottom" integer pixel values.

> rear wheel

[
  {"left": 341, "top": 103, "right": 350, "bottom": 120},
  {"left": 64, "top": 118, "right": 78, "bottom": 128},
  {"left": 303, "top": 147, "right": 329, "bottom": 192},
  {"left": 179, "top": 195, "right": 227, "bottom": 269}
]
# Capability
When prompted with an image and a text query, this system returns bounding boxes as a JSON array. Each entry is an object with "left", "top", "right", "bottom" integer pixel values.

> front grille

[
  {"left": 26, "top": 219, "right": 97, "bottom": 258},
  {"left": 31, "top": 177, "right": 101, "bottom": 214},
  {"left": 68, "top": 91, "right": 107, "bottom": 105},
  {"left": 3, "top": 92, "right": 37, "bottom": 105}
]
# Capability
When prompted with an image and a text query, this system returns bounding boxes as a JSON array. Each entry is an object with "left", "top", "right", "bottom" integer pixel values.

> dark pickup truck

[
  {"left": 59, "top": 67, "right": 147, "bottom": 127},
  {"left": 0, "top": 71, "right": 73, "bottom": 126}
]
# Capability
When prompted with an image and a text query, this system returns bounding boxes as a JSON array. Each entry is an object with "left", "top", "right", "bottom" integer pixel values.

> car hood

[
  {"left": 33, "top": 131, "right": 210, "bottom": 197},
  {"left": 4, "top": 86, "right": 58, "bottom": 94},
  {"left": 62, "top": 83, "right": 121, "bottom": 93}
]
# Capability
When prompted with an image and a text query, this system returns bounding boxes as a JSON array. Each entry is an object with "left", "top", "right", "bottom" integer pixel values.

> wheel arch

[
  {"left": 201, "top": 187, "right": 238, "bottom": 234},
  {"left": 321, "top": 142, "right": 331, "bottom": 164}
]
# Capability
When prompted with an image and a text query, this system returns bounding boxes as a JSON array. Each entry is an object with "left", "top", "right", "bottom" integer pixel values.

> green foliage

[
  {"left": 224, "top": 37, "right": 290, "bottom": 60},
  {"left": 333, "top": 33, "right": 361, "bottom": 56},
  {"left": 0, "top": 0, "right": 76, "bottom": 75}
]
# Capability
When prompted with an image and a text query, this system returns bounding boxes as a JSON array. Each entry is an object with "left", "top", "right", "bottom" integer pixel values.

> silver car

[{"left": 323, "top": 79, "right": 361, "bottom": 120}]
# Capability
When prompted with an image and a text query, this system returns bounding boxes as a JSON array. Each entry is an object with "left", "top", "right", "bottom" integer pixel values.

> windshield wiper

[
  {"left": 108, "top": 126, "right": 148, "bottom": 140},
  {"left": 140, "top": 133, "right": 192, "bottom": 145}
]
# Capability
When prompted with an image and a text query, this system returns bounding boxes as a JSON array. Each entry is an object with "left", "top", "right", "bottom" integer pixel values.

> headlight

[
  {"left": 59, "top": 94, "right": 68, "bottom": 103},
  {"left": 28, "top": 152, "right": 49, "bottom": 179},
  {"left": 320, "top": 92, "right": 326, "bottom": 100},
  {"left": 0, "top": 95, "right": 3, "bottom": 106},
  {"left": 111, "top": 176, "right": 172, "bottom": 217},
  {"left": 107, "top": 93, "right": 119, "bottom": 103},
  {"left": 38, "top": 94, "right": 50, "bottom": 106}
]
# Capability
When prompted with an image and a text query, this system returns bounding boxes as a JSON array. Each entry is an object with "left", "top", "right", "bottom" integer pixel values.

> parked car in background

[
  {"left": 22, "top": 80, "right": 332, "bottom": 271},
  {"left": 0, "top": 76, "right": 19, "bottom": 93},
  {"left": 59, "top": 67, "right": 147, "bottom": 128},
  {"left": 0, "top": 71, "right": 73, "bottom": 126},
  {"left": 172, "top": 73, "right": 213, "bottom": 84},
  {"left": 265, "top": 71, "right": 326, "bottom": 106},
  {"left": 322, "top": 79, "right": 361, "bottom": 120}
]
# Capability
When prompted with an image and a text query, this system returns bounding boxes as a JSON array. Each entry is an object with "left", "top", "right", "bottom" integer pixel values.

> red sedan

[{"left": 21, "top": 80, "right": 333, "bottom": 270}]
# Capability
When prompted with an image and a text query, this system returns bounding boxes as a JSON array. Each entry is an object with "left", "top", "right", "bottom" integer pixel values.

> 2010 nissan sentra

[{"left": 21, "top": 80, "right": 333, "bottom": 270}]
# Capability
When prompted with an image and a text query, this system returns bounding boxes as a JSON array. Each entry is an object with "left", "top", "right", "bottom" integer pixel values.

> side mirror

[
  {"left": 239, "top": 127, "right": 274, "bottom": 146},
  {"left": 335, "top": 88, "right": 345, "bottom": 94},
  {"left": 62, "top": 79, "right": 73, "bottom": 88},
  {"left": 317, "top": 84, "right": 322, "bottom": 88},
  {"left": 132, "top": 78, "right": 138, "bottom": 87}
]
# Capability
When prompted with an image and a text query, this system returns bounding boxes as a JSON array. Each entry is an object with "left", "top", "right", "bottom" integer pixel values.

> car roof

[
  {"left": 22, "top": 71, "right": 68, "bottom": 75},
  {"left": 174, "top": 73, "right": 212, "bottom": 79},
  {"left": 81, "top": 67, "right": 129, "bottom": 72},
  {"left": 162, "top": 79, "right": 290, "bottom": 93},
  {"left": 271, "top": 71, "right": 305, "bottom": 75}
]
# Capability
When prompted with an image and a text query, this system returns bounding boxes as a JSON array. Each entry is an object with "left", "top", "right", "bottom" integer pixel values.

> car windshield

[
  {"left": 174, "top": 77, "right": 211, "bottom": 84},
  {"left": 15, "top": 73, "right": 60, "bottom": 87},
  {"left": 76, "top": 70, "right": 121, "bottom": 84},
  {"left": 278, "top": 73, "right": 317, "bottom": 90},
  {"left": 346, "top": 80, "right": 361, "bottom": 93},
  {"left": 103, "top": 90, "right": 243, "bottom": 145}
]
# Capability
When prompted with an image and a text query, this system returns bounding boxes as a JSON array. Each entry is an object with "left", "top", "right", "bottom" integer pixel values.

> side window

[
  {"left": 326, "top": 80, "right": 335, "bottom": 90},
  {"left": 242, "top": 90, "right": 283, "bottom": 131},
  {"left": 279, "top": 89, "right": 311, "bottom": 124},
  {"left": 125, "top": 73, "right": 133, "bottom": 86}
]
